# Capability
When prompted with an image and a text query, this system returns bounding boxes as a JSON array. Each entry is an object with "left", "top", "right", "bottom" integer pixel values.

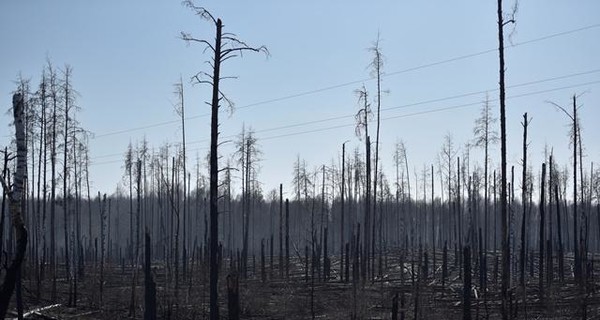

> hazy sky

[{"left": 1, "top": 1, "right": 599, "bottom": 197}]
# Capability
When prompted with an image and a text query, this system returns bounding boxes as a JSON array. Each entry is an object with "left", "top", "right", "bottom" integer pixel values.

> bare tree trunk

[
  {"left": 180, "top": 6, "right": 266, "bottom": 318},
  {"left": 208, "top": 19, "right": 223, "bottom": 320},
  {"left": 177, "top": 79, "right": 188, "bottom": 280},
  {"left": 279, "top": 184, "right": 283, "bottom": 277},
  {"left": 285, "top": 199, "right": 290, "bottom": 279},
  {"left": 63, "top": 67, "right": 72, "bottom": 306},
  {"left": 227, "top": 274, "right": 239, "bottom": 320},
  {"left": 341, "top": 143, "right": 346, "bottom": 282},
  {"left": 547, "top": 154, "right": 554, "bottom": 284},
  {"left": 432, "top": 165, "right": 436, "bottom": 278},
  {"left": 555, "top": 185, "right": 565, "bottom": 282},
  {"left": 539, "top": 163, "right": 546, "bottom": 297},
  {"left": 144, "top": 233, "right": 156, "bottom": 320},
  {"left": 0, "top": 93, "right": 29, "bottom": 319},
  {"left": 363, "top": 135, "right": 371, "bottom": 281},
  {"left": 0, "top": 149, "right": 9, "bottom": 269},
  {"left": 572, "top": 96, "right": 579, "bottom": 282},
  {"left": 520, "top": 113, "right": 529, "bottom": 287},
  {"left": 50, "top": 66, "right": 58, "bottom": 301},
  {"left": 497, "top": 0, "right": 510, "bottom": 317},
  {"left": 261, "top": 238, "right": 266, "bottom": 282},
  {"left": 100, "top": 193, "right": 106, "bottom": 307},
  {"left": 463, "top": 246, "right": 472, "bottom": 320}
]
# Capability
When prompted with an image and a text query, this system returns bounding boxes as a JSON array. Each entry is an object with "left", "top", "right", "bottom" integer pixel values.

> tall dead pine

[
  {"left": 539, "top": 163, "right": 546, "bottom": 297},
  {"left": 181, "top": 2, "right": 267, "bottom": 318},
  {"left": 519, "top": 113, "right": 529, "bottom": 287},
  {"left": 279, "top": 184, "right": 283, "bottom": 278},
  {"left": 496, "top": 0, "right": 515, "bottom": 317},
  {"left": 0, "top": 93, "right": 28, "bottom": 319},
  {"left": 285, "top": 199, "right": 290, "bottom": 278}
]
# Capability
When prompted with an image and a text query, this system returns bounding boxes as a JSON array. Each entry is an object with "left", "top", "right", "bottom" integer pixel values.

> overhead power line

[
  {"left": 178, "top": 69, "right": 600, "bottom": 146},
  {"left": 89, "top": 23, "right": 600, "bottom": 139},
  {"left": 90, "top": 77, "right": 600, "bottom": 163},
  {"left": 255, "top": 79, "right": 600, "bottom": 142}
]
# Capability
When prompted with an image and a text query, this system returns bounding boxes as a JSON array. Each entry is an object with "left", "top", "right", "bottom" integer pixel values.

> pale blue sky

[{"left": 1, "top": 1, "right": 599, "bottom": 197}]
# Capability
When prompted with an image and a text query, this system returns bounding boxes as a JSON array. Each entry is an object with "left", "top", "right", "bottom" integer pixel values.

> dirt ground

[{"left": 6, "top": 251, "right": 600, "bottom": 319}]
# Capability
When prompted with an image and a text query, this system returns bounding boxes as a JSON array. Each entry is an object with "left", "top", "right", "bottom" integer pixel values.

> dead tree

[
  {"left": 285, "top": 198, "right": 290, "bottom": 278},
  {"left": 0, "top": 149, "right": 8, "bottom": 269},
  {"left": 341, "top": 141, "right": 348, "bottom": 282},
  {"left": 227, "top": 274, "right": 240, "bottom": 320},
  {"left": 48, "top": 62, "right": 59, "bottom": 301},
  {"left": 519, "top": 113, "right": 530, "bottom": 287},
  {"left": 144, "top": 233, "right": 157, "bottom": 320},
  {"left": 539, "top": 163, "right": 546, "bottom": 297},
  {"left": 555, "top": 185, "right": 565, "bottom": 281},
  {"left": 173, "top": 77, "right": 188, "bottom": 278},
  {"left": 355, "top": 85, "right": 372, "bottom": 280},
  {"left": 279, "top": 184, "right": 283, "bottom": 277},
  {"left": 463, "top": 245, "right": 472, "bottom": 320},
  {"left": 181, "top": 2, "right": 267, "bottom": 318},
  {"left": 549, "top": 95, "right": 581, "bottom": 281},
  {"left": 431, "top": 165, "right": 435, "bottom": 277},
  {"left": 0, "top": 93, "right": 29, "bottom": 319},
  {"left": 369, "top": 35, "right": 385, "bottom": 279},
  {"left": 124, "top": 143, "right": 134, "bottom": 265},
  {"left": 496, "top": 0, "right": 516, "bottom": 317},
  {"left": 100, "top": 193, "right": 107, "bottom": 307},
  {"left": 61, "top": 65, "right": 75, "bottom": 305},
  {"left": 473, "top": 94, "right": 498, "bottom": 294}
]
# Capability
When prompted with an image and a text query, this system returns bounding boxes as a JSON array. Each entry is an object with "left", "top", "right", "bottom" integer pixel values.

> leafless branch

[
  {"left": 182, "top": 0, "right": 217, "bottom": 25},
  {"left": 222, "top": 45, "right": 269, "bottom": 60},
  {"left": 180, "top": 33, "right": 215, "bottom": 53},
  {"left": 546, "top": 100, "right": 574, "bottom": 121}
]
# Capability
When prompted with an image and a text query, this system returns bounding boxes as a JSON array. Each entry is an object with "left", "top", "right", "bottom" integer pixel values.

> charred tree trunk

[
  {"left": 463, "top": 246, "right": 472, "bottom": 320},
  {"left": 144, "top": 233, "right": 156, "bottom": 320},
  {"left": 50, "top": 69, "right": 58, "bottom": 301},
  {"left": 520, "top": 113, "right": 529, "bottom": 287},
  {"left": 208, "top": 19, "right": 223, "bottom": 320},
  {"left": 555, "top": 185, "right": 564, "bottom": 282},
  {"left": 279, "top": 184, "right": 283, "bottom": 278},
  {"left": 432, "top": 165, "right": 436, "bottom": 278},
  {"left": 341, "top": 142, "right": 346, "bottom": 282},
  {"left": 261, "top": 238, "right": 266, "bottom": 282},
  {"left": 392, "top": 292, "right": 398, "bottom": 320},
  {"left": 285, "top": 198, "right": 290, "bottom": 278},
  {"left": 497, "top": 0, "right": 511, "bottom": 317},
  {"left": 227, "top": 274, "right": 240, "bottom": 320},
  {"left": 0, "top": 93, "right": 29, "bottom": 320},
  {"left": 539, "top": 163, "right": 546, "bottom": 297},
  {"left": 63, "top": 69, "right": 72, "bottom": 306},
  {"left": 571, "top": 96, "right": 579, "bottom": 282},
  {"left": 363, "top": 136, "right": 371, "bottom": 280}
]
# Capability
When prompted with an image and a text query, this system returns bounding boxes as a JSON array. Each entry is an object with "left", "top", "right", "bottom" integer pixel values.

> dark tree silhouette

[
  {"left": 519, "top": 113, "right": 530, "bottom": 287},
  {"left": 0, "top": 93, "right": 28, "bottom": 319},
  {"left": 181, "top": 2, "right": 267, "bottom": 318},
  {"left": 496, "top": 1, "right": 517, "bottom": 317},
  {"left": 355, "top": 85, "right": 371, "bottom": 280},
  {"left": 549, "top": 95, "right": 582, "bottom": 282}
]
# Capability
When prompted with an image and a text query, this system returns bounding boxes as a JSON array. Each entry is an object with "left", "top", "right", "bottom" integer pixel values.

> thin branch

[
  {"left": 546, "top": 100, "right": 574, "bottom": 121},
  {"left": 182, "top": 0, "right": 217, "bottom": 25},
  {"left": 180, "top": 33, "right": 216, "bottom": 53},
  {"left": 222, "top": 45, "right": 269, "bottom": 60},
  {"left": 502, "top": 19, "right": 515, "bottom": 27}
]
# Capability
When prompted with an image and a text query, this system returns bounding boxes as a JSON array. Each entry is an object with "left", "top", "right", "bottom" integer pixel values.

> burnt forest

[{"left": 1, "top": 1, "right": 600, "bottom": 319}]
